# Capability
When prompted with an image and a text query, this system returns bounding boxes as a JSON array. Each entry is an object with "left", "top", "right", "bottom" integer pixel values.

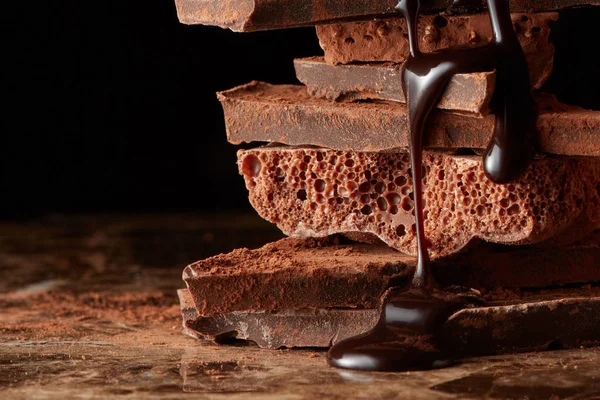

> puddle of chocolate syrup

[
  {"left": 328, "top": 0, "right": 537, "bottom": 372},
  {"left": 328, "top": 286, "right": 479, "bottom": 371}
]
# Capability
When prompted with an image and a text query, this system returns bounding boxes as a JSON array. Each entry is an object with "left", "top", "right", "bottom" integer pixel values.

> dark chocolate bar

[
  {"left": 294, "top": 57, "right": 496, "bottom": 114},
  {"left": 179, "top": 288, "right": 378, "bottom": 348},
  {"left": 183, "top": 237, "right": 600, "bottom": 317},
  {"left": 316, "top": 13, "right": 556, "bottom": 89},
  {"left": 444, "top": 294, "right": 600, "bottom": 357},
  {"left": 179, "top": 288, "right": 600, "bottom": 352},
  {"left": 183, "top": 237, "right": 415, "bottom": 317},
  {"left": 220, "top": 81, "right": 600, "bottom": 157},
  {"left": 174, "top": 0, "right": 599, "bottom": 31}
]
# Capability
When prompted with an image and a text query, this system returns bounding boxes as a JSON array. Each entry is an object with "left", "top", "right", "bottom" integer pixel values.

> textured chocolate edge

[
  {"left": 437, "top": 242, "right": 600, "bottom": 290},
  {"left": 182, "top": 238, "right": 416, "bottom": 317},
  {"left": 183, "top": 236, "right": 600, "bottom": 317},
  {"left": 178, "top": 289, "right": 600, "bottom": 354},
  {"left": 219, "top": 82, "right": 600, "bottom": 156},
  {"left": 178, "top": 289, "right": 378, "bottom": 348},
  {"left": 294, "top": 57, "right": 496, "bottom": 114},
  {"left": 174, "top": 0, "right": 600, "bottom": 31},
  {"left": 444, "top": 296, "right": 600, "bottom": 357},
  {"left": 315, "top": 13, "right": 556, "bottom": 90}
]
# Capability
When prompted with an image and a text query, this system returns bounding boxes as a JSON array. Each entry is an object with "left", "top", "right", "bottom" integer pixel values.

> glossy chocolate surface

[{"left": 328, "top": 0, "right": 537, "bottom": 372}]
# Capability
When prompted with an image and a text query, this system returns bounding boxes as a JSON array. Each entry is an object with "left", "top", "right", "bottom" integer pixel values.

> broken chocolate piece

[
  {"left": 182, "top": 237, "right": 600, "bottom": 317},
  {"left": 316, "top": 13, "right": 556, "bottom": 89},
  {"left": 179, "top": 289, "right": 378, "bottom": 348},
  {"left": 437, "top": 236, "right": 600, "bottom": 289},
  {"left": 174, "top": 0, "right": 598, "bottom": 31},
  {"left": 444, "top": 295, "right": 600, "bottom": 357},
  {"left": 294, "top": 57, "right": 496, "bottom": 114},
  {"left": 179, "top": 288, "right": 600, "bottom": 352},
  {"left": 183, "top": 237, "right": 415, "bottom": 317},
  {"left": 220, "top": 82, "right": 600, "bottom": 157},
  {"left": 239, "top": 146, "right": 600, "bottom": 258}
]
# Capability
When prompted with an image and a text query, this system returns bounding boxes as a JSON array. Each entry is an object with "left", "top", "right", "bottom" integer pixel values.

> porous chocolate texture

[
  {"left": 220, "top": 82, "right": 600, "bottom": 157},
  {"left": 174, "top": 0, "right": 599, "bottom": 31},
  {"left": 178, "top": 287, "right": 600, "bottom": 352},
  {"left": 294, "top": 57, "right": 496, "bottom": 114},
  {"left": 238, "top": 147, "right": 600, "bottom": 258},
  {"left": 316, "top": 13, "right": 556, "bottom": 89},
  {"left": 183, "top": 236, "right": 600, "bottom": 317}
]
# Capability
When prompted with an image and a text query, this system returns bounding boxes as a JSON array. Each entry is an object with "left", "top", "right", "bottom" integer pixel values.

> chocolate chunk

[
  {"left": 294, "top": 57, "right": 496, "bottom": 114},
  {"left": 437, "top": 234, "right": 600, "bottom": 290},
  {"left": 316, "top": 13, "right": 556, "bottom": 89},
  {"left": 444, "top": 295, "right": 600, "bottom": 357},
  {"left": 183, "top": 237, "right": 415, "bottom": 317},
  {"left": 179, "top": 289, "right": 378, "bottom": 348},
  {"left": 239, "top": 146, "right": 600, "bottom": 258},
  {"left": 183, "top": 237, "right": 600, "bottom": 318},
  {"left": 178, "top": 288, "right": 600, "bottom": 352},
  {"left": 220, "top": 82, "right": 600, "bottom": 157},
  {"left": 174, "top": 0, "right": 598, "bottom": 31}
]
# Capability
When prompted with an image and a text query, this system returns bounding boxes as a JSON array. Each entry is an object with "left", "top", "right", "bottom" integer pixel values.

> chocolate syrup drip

[
  {"left": 328, "top": 286, "right": 476, "bottom": 371},
  {"left": 328, "top": 0, "right": 537, "bottom": 371}
]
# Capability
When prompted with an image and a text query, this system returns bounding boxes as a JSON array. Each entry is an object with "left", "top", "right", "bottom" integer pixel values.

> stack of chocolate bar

[{"left": 175, "top": 0, "right": 600, "bottom": 360}]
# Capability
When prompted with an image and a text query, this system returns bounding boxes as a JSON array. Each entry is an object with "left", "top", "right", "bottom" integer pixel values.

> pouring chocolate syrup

[{"left": 328, "top": 0, "right": 538, "bottom": 372}]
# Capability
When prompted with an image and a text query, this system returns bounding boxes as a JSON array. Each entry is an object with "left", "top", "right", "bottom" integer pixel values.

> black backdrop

[{"left": 2, "top": 1, "right": 599, "bottom": 219}]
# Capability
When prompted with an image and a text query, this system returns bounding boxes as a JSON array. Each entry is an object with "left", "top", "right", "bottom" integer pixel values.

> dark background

[{"left": 2, "top": 1, "right": 599, "bottom": 220}]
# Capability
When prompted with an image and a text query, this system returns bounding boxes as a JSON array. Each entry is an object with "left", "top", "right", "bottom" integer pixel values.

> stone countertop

[{"left": 1, "top": 213, "right": 599, "bottom": 399}]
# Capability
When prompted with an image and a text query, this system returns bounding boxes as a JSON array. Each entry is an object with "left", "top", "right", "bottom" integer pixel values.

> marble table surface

[{"left": 1, "top": 213, "right": 599, "bottom": 399}]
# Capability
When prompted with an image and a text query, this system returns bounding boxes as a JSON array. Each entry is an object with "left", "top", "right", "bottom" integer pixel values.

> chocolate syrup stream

[{"left": 328, "top": 0, "right": 537, "bottom": 371}]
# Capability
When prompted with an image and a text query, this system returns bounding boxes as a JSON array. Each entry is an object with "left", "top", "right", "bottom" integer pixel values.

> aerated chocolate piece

[
  {"left": 183, "top": 236, "right": 600, "bottom": 317},
  {"left": 179, "top": 288, "right": 600, "bottom": 351},
  {"left": 317, "top": 13, "right": 556, "bottom": 89},
  {"left": 294, "top": 57, "right": 496, "bottom": 114},
  {"left": 220, "top": 82, "right": 600, "bottom": 157},
  {"left": 174, "top": 0, "right": 598, "bottom": 32},
  {"left": 239, "top": 146, "right": 600, "bottom": 257}
]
